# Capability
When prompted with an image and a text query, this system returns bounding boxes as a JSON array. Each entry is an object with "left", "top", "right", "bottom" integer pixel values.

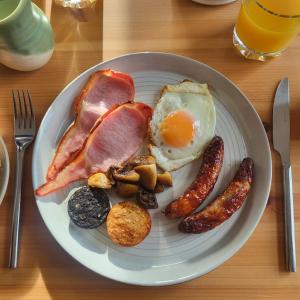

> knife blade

[
  {"left": 273, "top": 77, "right": 296, "bottom": 272},
  {"left": 273, "top": 78, "right": 290, "bottom": 165}
]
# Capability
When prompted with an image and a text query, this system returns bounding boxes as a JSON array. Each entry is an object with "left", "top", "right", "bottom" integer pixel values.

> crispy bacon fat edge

[
  {"left": 179, "top": 157, "right": 254, "bottom": 233},
  {"left": 164, "top": 136, "right": 224, "bottom": 219}
]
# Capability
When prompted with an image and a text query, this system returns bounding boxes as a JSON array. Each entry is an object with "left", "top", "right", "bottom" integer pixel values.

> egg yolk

[{"left": 159, "top": 110, "right": 195, "bottom": 148}]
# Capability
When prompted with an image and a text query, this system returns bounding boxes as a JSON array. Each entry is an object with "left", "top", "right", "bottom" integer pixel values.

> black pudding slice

[{"left": 68, "top": 186, "right": 110, "bottom": 229}]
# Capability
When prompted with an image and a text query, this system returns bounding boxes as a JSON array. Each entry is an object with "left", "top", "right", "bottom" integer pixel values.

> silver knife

[{"left": 273, "top": 77, "right": 296, "bottom": 272}]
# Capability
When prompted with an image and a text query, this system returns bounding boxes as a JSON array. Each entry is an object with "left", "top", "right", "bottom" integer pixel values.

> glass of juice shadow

[{"left": 233, "top": 0, "right": 300, "bottom": 61}]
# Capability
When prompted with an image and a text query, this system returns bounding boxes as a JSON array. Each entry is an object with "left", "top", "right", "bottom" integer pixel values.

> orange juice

[{"left": 234, "top": 0, "right": 300, "bottom": 58}]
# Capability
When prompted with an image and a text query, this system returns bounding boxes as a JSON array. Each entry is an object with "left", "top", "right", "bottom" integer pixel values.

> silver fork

[{"left": 9, "top": 90, "right": 36, "bottom": 268}]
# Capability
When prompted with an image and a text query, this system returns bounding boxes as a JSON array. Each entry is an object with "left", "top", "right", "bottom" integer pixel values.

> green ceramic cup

[{"left": 0, "top": 0, "right": 54, "bottom": 71}]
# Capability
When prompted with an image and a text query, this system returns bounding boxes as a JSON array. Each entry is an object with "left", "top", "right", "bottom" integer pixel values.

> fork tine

[
  {"left": 12, "top": 89, "right": 35, "bottom": 134},
  {"left": 12, "top": 90, "right": 17, "bottom": 124},
  {"left": 22, "top": 90, "right": 28, "bottom": 128},
  {"left": 17, "top": 90, "right": 23, "bottom": 128},
  {"left": 26, "top": 90, "right": 34, "bottom": 128}
]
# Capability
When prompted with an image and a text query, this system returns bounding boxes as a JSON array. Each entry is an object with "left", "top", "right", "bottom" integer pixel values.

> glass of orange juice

[
  {"left": 55, "top": 0, "right": 96, "bottom": 8},
  {"left": 233, "top": 0, "right": 300, "bottom": 61}
]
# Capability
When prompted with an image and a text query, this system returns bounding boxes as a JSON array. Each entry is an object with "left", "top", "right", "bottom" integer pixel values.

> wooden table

[{"left": 0, "top": 0, "right": 299, "bottom": 299}]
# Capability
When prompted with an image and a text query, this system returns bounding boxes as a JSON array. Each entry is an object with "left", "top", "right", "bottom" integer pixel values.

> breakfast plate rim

[
  {"left": 192, "top": 0, "right": 237, "bottom": 6},
  {"left": 0, "top": 136, "right": 10, "bottom": 206}
]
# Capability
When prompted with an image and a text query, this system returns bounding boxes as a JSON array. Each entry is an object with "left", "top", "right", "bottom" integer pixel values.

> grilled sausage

[
  {"left": 179, "top": 158, "right": 254, "bottom": 233},
  {"left": 165, "top": 136, "right": 224, "bottom": 219}
]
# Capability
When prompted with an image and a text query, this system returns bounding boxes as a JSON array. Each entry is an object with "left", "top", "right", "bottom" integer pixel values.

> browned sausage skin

[
  {"left": 164, "top": 136, "right": 224, "bottom": 219},
  {"left": 179, "top": 158, "right": 254, "bottom": 233}
]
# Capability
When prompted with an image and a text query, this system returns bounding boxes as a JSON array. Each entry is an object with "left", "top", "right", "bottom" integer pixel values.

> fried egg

[{"left": 149, "top": 81, "right": 216, "bottom": 171}]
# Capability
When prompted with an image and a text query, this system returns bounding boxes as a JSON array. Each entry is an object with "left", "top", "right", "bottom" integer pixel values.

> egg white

[{"left": 149, "top": 81, "right": 216, "bottom": 171}]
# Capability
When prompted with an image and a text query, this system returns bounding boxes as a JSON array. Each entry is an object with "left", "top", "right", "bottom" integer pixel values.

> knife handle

[{"left": 283, "top": 165, "right": 296, "bottom": 272}]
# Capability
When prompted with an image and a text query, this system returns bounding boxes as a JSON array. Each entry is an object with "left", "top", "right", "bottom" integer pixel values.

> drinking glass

[
  {"left": 233, "top": 0, "right": 300, "bottom": 61},
  {"left": 55, "top": 0, "right": 96, "bottom": 8}
]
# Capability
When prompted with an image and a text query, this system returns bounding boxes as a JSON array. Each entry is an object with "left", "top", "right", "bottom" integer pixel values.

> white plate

[
  {"left": 32, "top": 52, "right": 271, "bottom": 286},
  {"left": 0, "top": 136, "right": 10, "bottom": 206},
  {"left": 192, "top": 0, "right": 237, "bottom": 6}
]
